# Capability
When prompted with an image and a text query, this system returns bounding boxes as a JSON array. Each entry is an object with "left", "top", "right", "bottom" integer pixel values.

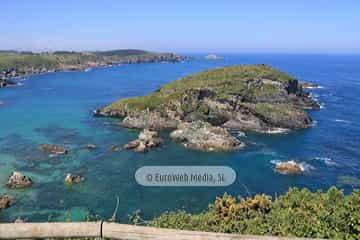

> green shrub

[{"left": 148, "top": 187, "right": 360, "bottom": 239}]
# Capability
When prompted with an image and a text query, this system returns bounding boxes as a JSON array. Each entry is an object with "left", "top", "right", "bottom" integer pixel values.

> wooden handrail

[{"left": 0, "top": 222, "right": 312, "bottom": 239}]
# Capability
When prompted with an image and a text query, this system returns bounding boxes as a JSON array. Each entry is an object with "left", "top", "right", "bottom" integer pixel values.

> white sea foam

[
  {"left": 311, "top": 120, "right": 318, "bottom": 127},
  {"left": 303, "top": 85, "right": 324, "bottom": 89},
  {"left": 334, "top": 119, "right": 351, "bottom": 124},
  {"left": 309, "top": 93, "right": 320, "bottom": 98},
  {"left": 313, "top": 157, "right": 338, "bottom": 166},
  {"left": 262, "top": 128, "right": 289, "bottom": 134},
  {"left": 299, "top": 162, "right": 315, "bottom": 171},
  {"left": 237, "top": 131, "right": 246, "bottom": 137},
  {"left": 270, "top": 159, "right": 283, "bottom": 166}
]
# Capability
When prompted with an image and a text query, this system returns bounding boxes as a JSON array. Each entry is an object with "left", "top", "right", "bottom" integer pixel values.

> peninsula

[
  {"left": 0, "top": 49, "right": 186, "bottom": 85},
  {"left": 95, "top": 64, "right": 320, "bottom": 151}
]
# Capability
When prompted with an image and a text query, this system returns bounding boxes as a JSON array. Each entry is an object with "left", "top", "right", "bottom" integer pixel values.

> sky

[{"left": 1, "top": 0, "right": 360, "bottom": 53}]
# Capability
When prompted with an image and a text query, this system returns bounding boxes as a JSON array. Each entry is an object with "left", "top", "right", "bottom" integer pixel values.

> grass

[
  {"left": 160, "top": 64, "right": 294, "bottom": 94},
  {"left": 105, "top": 64, "right": 295, "bottom": 113},
  {"left": 105, "top": 91, "right": 182, "bottom": 114}
]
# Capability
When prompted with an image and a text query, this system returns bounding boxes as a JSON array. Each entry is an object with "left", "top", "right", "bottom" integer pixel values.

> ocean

[{"left": 0, "top": 53, "right": 359, "bottom": 222}]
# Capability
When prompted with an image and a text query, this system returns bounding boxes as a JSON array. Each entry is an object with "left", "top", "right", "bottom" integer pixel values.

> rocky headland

[
  {"left": 95, "top": 64, "right": 320, "bottom": 151},
  {"left": 0, "top": 49, "right": 187, "bottom": 85}
]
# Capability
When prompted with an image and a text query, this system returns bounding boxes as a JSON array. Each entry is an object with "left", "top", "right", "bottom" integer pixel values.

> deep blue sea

[{"left": 1, "top": 53, "right": 360, "bottom": 222}]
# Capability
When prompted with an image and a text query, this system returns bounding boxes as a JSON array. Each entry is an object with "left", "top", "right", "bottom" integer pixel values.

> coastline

[{"left": 0, "top": 50, "right": 187, "bottom": 86}]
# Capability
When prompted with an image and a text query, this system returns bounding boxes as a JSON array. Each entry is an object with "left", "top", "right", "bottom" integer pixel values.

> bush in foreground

[{"left": 148, "top": 187, "right": 360, "bottom": 239}]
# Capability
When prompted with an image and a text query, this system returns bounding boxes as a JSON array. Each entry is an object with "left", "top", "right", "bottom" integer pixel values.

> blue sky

[{"left": 1, "top": 0, "right": 359, "bottom": 53}]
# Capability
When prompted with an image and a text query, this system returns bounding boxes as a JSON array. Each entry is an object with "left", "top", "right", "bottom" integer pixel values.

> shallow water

[{"left": 1, "top": 53, "right": 360, "bottom": 222}]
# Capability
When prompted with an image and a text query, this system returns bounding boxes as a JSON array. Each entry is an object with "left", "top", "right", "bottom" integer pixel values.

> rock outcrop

[
  {"left": 85, "top": 144, "right": 97, "bottom": 150},
  {"left": 110, "top": 145, "right": 120, "bottom": 152},
  {"left": 170, "top": 121, "right": 244, "bottom": 151},
  {"left": 0, "top": 79, "right": 17, "bottom": 88},
  {"left": 0, "top": 195, "right": 12, "bottom": 209},
  {"left": 95, "top": 65, "right": 320, "bottom": 150},
  {"left": 121, "top": 112, "right": 178, "bottom": 130},
  {"left": 64, "top": 173, "right": 83, "bottom": 184},
  {"left": 96, "top": 65, "right": 319, "bottom": 132},
  {"left": 275, "top": 161, "right": 304, "bottom": 175},
  {"left": 123, "top": 129, "right": 163, "bottom": 152},
  {"left": 205, "top": 54, "right": 224, "bottom": 60},
  {"left": 300, "top": 81, "right": 319, "bottom": 89},
  {"left": 14, "top": 217, "right": 25, "bottom": 223},
  {"left": 39, "top": 144, "right": 68, "bottom": 154},
  {"left": 6, "top": 171, "right": 33, "bottom": 189}
]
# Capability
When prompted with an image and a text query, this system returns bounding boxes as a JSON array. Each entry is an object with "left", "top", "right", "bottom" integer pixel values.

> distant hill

[
  {"left": 0, "top": 49, "right": 186, "bottom": 81},
  {"left": 93, "top": 49, "right": 149, "bottom": 57}
]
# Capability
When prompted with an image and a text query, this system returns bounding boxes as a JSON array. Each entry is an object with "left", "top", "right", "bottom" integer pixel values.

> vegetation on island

[
  {"left": 147, "top": 187, "right": 360, "bottom": 239},
  {"left": 105, "top": 64, "right": 294, "bottom": 113},
  {"left": 99, "top": 64, "right": 319, "bottom": 136}
]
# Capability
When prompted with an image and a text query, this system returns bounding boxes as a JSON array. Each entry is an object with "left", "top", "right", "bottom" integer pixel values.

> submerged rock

[
  {"left": 85, "top": 144, "right": 97, "bottom": 150},
  {"left": 275, "top": 160, "right": 304, "bottom": 175},
  {"left": 64, "top": 173, "right": 83, "bottom": 184},
  {"left": 170, "top": 121, "right": 244, "bottom": 152},
  {"left": 6, "top": 171, "right": 33, "bottom": 189},
  {"left": 110, "top": 145, "right": 120, "bottom": 152},
  {"left": 0, "top": 79, "right": 17, "bottom": 88},
  {"left": 0, "top": 195, "right": 12, "bottom": 209},
  {"left": 14, "top": 217, "right": 25, "bottom": 223},
  {"left": 39, "top": 144, "right": 68, "bottom": 154},
  {"left": 123, "top": 129, "right": 163, "bottom": 152}
]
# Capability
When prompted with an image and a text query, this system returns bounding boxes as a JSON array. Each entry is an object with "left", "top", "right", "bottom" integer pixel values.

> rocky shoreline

[{"left": 95, "top": 64, "right": 320, "bottom": 152}]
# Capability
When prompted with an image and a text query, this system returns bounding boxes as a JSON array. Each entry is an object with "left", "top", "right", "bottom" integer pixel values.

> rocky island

[
  {"left": 205, "top": 54, "right": 224, "bottom": 60},
  {"left": 0, "top": 49, "right": 186, "bottom": 84},
  {"left": 95, "top": 64, "right": 319, "bottom": 151}
]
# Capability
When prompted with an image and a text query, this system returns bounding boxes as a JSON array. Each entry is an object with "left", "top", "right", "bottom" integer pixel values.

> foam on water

[
  {"left": 261, "top": 128, "right": 289, "bottom": 134},
  {"left": 237, "top": 131, "right": 246, "bottom": 137},
  {"left": 313, "top": 157, "right": 338, "bottom": 166},
  {"left": 334, "top": 119, "right": 351, "bottom": 124}
]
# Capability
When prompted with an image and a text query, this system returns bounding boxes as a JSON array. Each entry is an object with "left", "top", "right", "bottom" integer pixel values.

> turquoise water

[{"left": 1, "top": 54, "right": 360, "bottom": 222}]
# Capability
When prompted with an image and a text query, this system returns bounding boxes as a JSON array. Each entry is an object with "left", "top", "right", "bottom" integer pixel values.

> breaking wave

[
  {"left": 261, "top": 128, "right": 289, "bottom": 134},
  {"left": 313, "top": 157, "right": 338, "bottom": 166},
  {"left": 334, "top": 119, "right": 351, "bottom": 124}
]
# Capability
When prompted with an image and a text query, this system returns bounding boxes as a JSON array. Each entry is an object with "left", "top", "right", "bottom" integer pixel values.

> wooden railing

[{"left": 0, "top": 221, "right": 311, "bottom": 239}]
